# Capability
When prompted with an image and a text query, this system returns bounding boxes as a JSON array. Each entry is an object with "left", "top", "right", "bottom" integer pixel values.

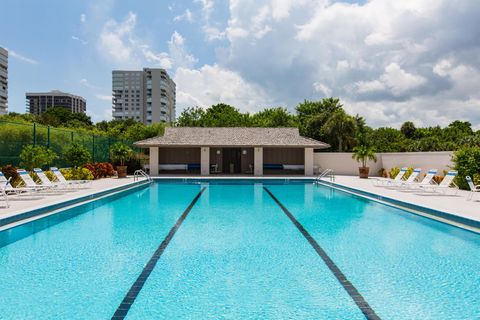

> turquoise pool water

[{"left": 0, "top": 180, "right": 478, "bottom": 319}]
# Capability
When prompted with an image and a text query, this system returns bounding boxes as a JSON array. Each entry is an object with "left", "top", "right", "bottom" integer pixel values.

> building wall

[
  {"left": 158, "top": 147, "right": 200, "bottom": 164},
  {"left": 314, "top": 151, "right": 453, "bottom": 176},
  {"left": 263, "top": 148, "right": 304, "bottom": 164},
  {"left": 112, "top": 68, "right": 176, "bottom": 125},
  {"left": 26, "top": 91, "right": 86, "bottom": 115},
  {"left": 0, "top": 47, "right": 8, "bottom": 114},
  {"left": 241, "top": 148, "right": 254, "bottom": 173}
]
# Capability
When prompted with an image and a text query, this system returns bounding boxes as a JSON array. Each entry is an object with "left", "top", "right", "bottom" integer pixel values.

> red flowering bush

[{"left": 83, "top": 162, "right": 115, "bottom": 179}]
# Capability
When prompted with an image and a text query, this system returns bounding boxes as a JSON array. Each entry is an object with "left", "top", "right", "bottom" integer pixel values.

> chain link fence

[{"left": 0, "top": 120, "right": 139, "bottom": 168}]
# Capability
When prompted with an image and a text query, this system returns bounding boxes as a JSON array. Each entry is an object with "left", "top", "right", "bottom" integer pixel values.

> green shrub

[
  {"left": 452, "top": 146, "right": 480, "bottom": 189},
  {"left": 63, "top": 143, "right": 91, "bottom": 168},
  {"left": 45, "top": 170, "right": 56, "bottom": 182},
  {"left": 403, "top": 167, "right": 414, "bottom": 180},
  {"left": 389, "top": 167, "right": 400, "bottom": 179},
  {"left": 60, "top": 168, "right": 94, "bottom": 181},
  {"left": 19, "top": 145, "right": 58, "bottom": 170},
  {"left": 110, "top": 143, "right": 134, "bottom": 166}
]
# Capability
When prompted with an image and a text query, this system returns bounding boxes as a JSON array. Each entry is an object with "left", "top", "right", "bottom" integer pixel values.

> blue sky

[{"left": 1, "top": 0, "right": 479, "bottom": 128}]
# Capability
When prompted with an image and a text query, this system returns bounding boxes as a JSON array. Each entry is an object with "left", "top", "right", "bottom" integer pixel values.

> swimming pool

[{"left": 0, "top": 180, "right": 478, "bottom": 319}]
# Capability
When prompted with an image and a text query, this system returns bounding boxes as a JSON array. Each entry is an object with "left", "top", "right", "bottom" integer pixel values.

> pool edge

[
  {"left": 317, "top": 180, "right": 480, "bottom": 234},
  {"left": 0, "top": 179, "right": 151, "bottom": 229}
]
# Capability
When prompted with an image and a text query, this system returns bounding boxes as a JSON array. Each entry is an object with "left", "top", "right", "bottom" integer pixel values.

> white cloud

[
  {"left": 71, "top": 35, "right": 88, "bottom": 45},
  {"left": 174, "top": 64, "right": 273, "bottom": 113},
  {"left": 80, "top": 13, "right": 86, "bottom": 23},
  {"left": 174, "top": 9, "right": 193, "bottom": 22},
  {"left": 355, "top": 63, "right": 426, "bottom": 96},
  {"left": 97, "top": 12, "right": 195, "bottom": 70},
  {"left": 98, "top": 11, "right": 138, "bottom": 66},
  {"left": 202, "top": 0, "right": 480, "bottom": 127},
  {"left": 8, "top": 49, "right": 38, "bottom": 64},
  {"left": 79, "top": 78, "right": 100, "bottom": 89},
  {"left": 168, "top": 31, "right": 198, "bottom": 69},
  {"left": 312, "top": 82, "right": 331, "bottom": 96}
]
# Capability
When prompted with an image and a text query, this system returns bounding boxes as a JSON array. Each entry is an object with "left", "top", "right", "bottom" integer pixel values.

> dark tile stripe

[
  {"left": 263, "top": 187, "right": 381, "bottom": 320},
  {"left": 111, "top": 187, "right": 206, "bottom": 320}
]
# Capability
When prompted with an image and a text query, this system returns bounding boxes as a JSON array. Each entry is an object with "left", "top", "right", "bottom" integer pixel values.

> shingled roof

[{"left": 135, "top": 127, "right": 329, "bottom": 148}]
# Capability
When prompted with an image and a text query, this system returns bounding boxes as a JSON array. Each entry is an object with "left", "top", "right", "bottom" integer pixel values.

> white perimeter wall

[{"left": 314, "top": 151, "right": 453, "bottom": 176}]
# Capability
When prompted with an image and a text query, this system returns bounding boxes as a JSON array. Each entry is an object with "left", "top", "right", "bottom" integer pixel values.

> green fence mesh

[{"left": 0, "top": 120, "right": 139, "bottom": 168}]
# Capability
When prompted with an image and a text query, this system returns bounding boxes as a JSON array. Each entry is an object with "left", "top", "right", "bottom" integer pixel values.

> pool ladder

[
  {"left": 314, "top": 168, "right": 335, "bottom": 183},
  {"left": 134, "top": 169, "right": 153, "bottom": 182}
]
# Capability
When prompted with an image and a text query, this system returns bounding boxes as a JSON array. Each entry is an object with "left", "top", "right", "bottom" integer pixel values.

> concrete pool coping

[{"left": 0, "top": 177, "right": 151, "bottom": 230}]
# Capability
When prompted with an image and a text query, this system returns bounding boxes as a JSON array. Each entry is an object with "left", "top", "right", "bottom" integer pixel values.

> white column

[
  {"left": 201, "top": 147, "right": 210, "bottom": 176},
  {"left": 254, "top": 147, "right": 263, "bottom": 176},
  {"left": 304, "top": 148, "right": 314, "bottom": 176},
  {"left": 149, "top": 147, "right": 159, "bottom": 176}
]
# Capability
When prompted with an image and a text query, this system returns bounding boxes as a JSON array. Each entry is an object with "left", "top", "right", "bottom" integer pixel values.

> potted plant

[
  {"left": 352, "top": 145, "right": 377, "bottom": 179},
  {"left": 109, "top": 143, "right": 134, "bottom": 178}
]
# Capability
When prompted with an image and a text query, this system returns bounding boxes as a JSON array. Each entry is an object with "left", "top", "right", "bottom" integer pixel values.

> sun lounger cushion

[{"left": 283, "top": 164, "right": 304, "bottom": 170}]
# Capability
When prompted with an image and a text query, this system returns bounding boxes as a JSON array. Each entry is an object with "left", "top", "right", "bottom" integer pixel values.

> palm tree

[
  {"left": 322, "top": 109, "right": 357, "bottom": 152},
  {"left": 352, "top": 145, "right": 377, "bottom": 178}
]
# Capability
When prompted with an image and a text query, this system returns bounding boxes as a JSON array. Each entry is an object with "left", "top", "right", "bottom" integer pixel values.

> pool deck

[
  {"left": 320, "top": 175, "right": 480, "bottom": 230},
  {"left": 0, "top": 177, "right": 149, "bottom": 230}
]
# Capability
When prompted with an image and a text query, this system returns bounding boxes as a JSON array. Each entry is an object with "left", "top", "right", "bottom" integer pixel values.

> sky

[{"left": 1, "top": 0, "right": 479, "bottom": 128}]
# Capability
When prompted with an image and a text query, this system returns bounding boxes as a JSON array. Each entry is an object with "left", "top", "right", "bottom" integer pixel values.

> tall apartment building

[
  {"left": 0, "top": 47, "right": 8, "bottom": 114},
  {"left": 26, "top": 90, "right": 86, "bottom": 115},
  {"left": 112, "top": 68, "right": 176, "bottom": 124}
]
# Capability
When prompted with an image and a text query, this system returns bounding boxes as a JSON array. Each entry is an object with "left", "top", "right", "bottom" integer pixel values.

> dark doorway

[{"left": 223, "top": 148, "right": 242, "bottom": 174}]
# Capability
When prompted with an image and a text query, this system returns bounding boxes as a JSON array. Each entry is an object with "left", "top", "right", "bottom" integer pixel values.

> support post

[
  {"left": 201, "top": 147, "right": 210, "bottom": 176},
  {"left": 254, "top": 147, "right": 263, "bottom": 176},
  {"left": 149, "top": 147, "right": 159, "bottom": 176},
  {"left": 304, "top": 148, "right": 314, "bottom": 176}
]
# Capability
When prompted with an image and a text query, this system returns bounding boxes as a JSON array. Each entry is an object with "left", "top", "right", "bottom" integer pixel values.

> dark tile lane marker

[
  {"left": 263, "top": 187, "right": 381, "bottom": 320},
  {"left": 111, "top": 187, "right": 206, "bottom": 320}
]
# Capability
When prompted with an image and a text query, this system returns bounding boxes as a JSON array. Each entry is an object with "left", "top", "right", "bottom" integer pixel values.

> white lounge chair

[
  {"left": 0, "top": 171, "right": 44, "bottom": 198},
  {"left": 466, "top": 176, "right": 480, "bottom": 201},
  {"left": 50, "top": 167, "right": 90, "bottom": 186},
  {"left": 386, "top": 168, "right": 422, "bottom": 188},
  {"left": 416, "top": 170, "right": 459, "bottom": 195},
  {"left": 1, "top": 176, "right": 11, "bottom": 208},
  {"left": 34, "top": 168, "right": 75, "bottom": 191},
  {"left": 373, "top": 167, "right": 408, "bottom": 187},
  {"left": 16, "top": 169, "right": 55, "bottom": 193},
  {"left": 399, "top": 169, "right": 438, "bottom": 191}
]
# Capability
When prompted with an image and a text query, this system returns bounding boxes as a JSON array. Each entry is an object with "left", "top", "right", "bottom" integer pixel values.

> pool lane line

[
  {"left": 263, "top": 187, "right": 381, "bottom": 320},
  {"left": 111, "top": 187, "right": 206, "bottom": 320}
]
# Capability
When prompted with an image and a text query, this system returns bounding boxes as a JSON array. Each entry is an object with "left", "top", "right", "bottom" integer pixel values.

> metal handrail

[
  {"left": 314, "top": 168, "right": 335, "bottom": 183},
  {"left": 134, "top": 169, "right": 152, "bottom": 182}
]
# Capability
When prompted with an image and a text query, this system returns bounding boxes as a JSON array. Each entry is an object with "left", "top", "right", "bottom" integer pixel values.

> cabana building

[{"left": 135, "top": 127, "right": 329, "bottom": 176}]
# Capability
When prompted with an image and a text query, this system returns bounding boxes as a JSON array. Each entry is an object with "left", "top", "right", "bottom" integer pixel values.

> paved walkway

[
  {"left": 0, "top": 177, "right": 146, "bottom": 228},
  {"left": 324, "top": 175, "right": 480, "bottom": 225}
]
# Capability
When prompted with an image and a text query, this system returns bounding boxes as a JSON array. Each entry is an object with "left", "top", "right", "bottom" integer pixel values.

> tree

[
  {"left": 367, "top": 127, "right": 407, "bottom": 152},
  {"left": 202, "top": 103, "right": 249, "bottom": 127},
  {"left": 176, "top": 107, "right": 206, "bottom": 127},
  {"left": 109, "top": 143, "right": 134, "bottom": 166},
  {"left": 352, "top": 145, "right": 377, "bottom": 168},
  {"left": 296, "top": 98, "right": 343, "bottom": 141},
  {"left": 19, "top": 145, "right": 58, "bottom": 170},
  {"left": 322, "top": 109, "right": 357, "bottom": 152},
  {"left": 249, "top": 107, "right": 297, "bottom": 127},
  {"left": 400, "top": 121, "right": 416, "bottom": 139},
  {"left": 63, "top": 143, "right": 91, "bottom": 168},
  {"left": 38, "top": 107, "right": 93, "bottom": 128}
]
